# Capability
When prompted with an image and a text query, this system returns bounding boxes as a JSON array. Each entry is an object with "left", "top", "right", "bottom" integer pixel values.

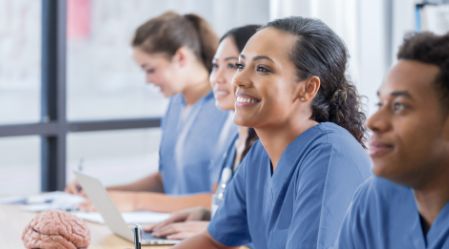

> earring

[{"left": 300, "top": 97, "right": 306, "bottom": 101}]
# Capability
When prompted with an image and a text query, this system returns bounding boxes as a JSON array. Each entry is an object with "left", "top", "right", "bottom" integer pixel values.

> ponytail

[
  {"left": 132, "top": 11, "right": 218, "bottom": 71},
  {"left": 311, "top": 80, "right": 366, "bottom": 146},
  {"left": 183, "top": 14, "right": 219, "bottom": 72}
]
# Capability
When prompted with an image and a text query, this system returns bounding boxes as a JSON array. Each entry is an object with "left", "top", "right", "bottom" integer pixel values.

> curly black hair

[
  {"left": 264, "top": 17, "right": 366, "bottom": 145},
  {"left": 397, "top": 31, "right": 449, "bottom": 109}
]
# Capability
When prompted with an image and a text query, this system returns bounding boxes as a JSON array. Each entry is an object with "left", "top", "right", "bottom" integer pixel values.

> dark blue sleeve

[{"left": 208, "top": 152, "right": 251, "bottom": 247}]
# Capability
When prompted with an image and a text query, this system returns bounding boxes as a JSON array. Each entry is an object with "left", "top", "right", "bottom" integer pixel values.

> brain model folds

[{"left": 22, "top": 210, "right": 90, "bottom": 249}]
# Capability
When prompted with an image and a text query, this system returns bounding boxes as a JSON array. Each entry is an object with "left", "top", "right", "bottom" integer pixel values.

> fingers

[
  {"left": 79, "top": 200, "right": 96, "bottom": 212},
  {"left": 166, "top": 231, "right": 196, "bottom": 240},
  {"left": 65, "top": 181, "right": 84, "bottom": 196},
  {"left": 144, "top": 212, "right": 190, "bottom": 233},
  {"left": 145, "top": 216, "right": 179, "bottom": 233},
  {"left": 151, "top": 221, "right": 208, "bottom": 239},
  {"left": 152, "top": 223, "right": 183, "bottom": 238}
]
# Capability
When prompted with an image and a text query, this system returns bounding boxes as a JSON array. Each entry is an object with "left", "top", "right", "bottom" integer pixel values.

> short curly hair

[{"left": 397, "top": 31, "right": 449, "bottom": 109}]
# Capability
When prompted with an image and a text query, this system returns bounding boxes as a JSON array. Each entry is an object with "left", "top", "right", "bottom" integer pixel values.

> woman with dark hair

[
  {"left": 67, "top": 12, "right": 233, "bottom": 212},
  {"left": 144, "top": 24, "right": 261, "bottom": 241},
  {"left": 173, "top": 16, "right": 371, "bottom": 249}
]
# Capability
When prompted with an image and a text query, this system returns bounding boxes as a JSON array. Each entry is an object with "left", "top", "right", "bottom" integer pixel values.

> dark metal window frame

[{"left": 0, "top": 0, "right": 160, "bottom": 191}]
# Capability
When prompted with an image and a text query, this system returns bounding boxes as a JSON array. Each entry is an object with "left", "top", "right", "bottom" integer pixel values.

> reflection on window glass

[
  {"left": 0, "top": 137, "right": 40, "bottom": 196},
  {"left": 67, "top": 128, "right": 160, "bottom": 186},
  {"left": 66, "top": 0, "right": 171, "bottom": 120},
  {"left": 0, "top": 0, "right": 41, "bottom": 124}
]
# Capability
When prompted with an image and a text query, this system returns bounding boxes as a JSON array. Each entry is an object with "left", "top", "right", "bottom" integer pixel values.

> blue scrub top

[
  {"left": 158, "top": 92, "right": 234, "bottom": 195},
  {"left": 335, "top": 177, "right": 449, "bottom": 249},
  {"left": 208, "top": 122, "right": 371, "bottom": 249}
]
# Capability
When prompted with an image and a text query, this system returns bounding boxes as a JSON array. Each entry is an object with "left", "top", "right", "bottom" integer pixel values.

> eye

[
  {"left": 375, "top": 101, "right": 383, "bottom": 109},
  {"left": 392, "top": 102, "right": 408, "bottom": 113},
  {"left": 227, "top": 63, "right": 237, "bottom": 70},
  {"left": 211, "top": 62, "right": 219, "bottom": 70},
  {"left": 145, "top": 68, "right": 155, "bottom": 74},
  {"left": 235, "top": 63, "right": 245, "bottom": 70},
  {"left": 256, "top": 65, "right": 271, "bottom": 73}
]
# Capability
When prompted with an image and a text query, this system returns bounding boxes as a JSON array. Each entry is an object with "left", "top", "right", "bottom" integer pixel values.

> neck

[
  {"left": 181, "top": 65, "right": 211, "bottom": 105},
  {"left": 256, "top": 118, "right": 318, "bottom": 170},
  {"left": 237, "top": 126, "right": 249, "bottom": 144},
  {"left": 413, "top": 164, "right": 449, "bottom": 232}
]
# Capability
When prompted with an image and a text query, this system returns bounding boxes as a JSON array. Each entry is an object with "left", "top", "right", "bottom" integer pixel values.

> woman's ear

[
  {"left": 172, "top": 47, "right": 188, "bottom": 68},
  {"left": 295, "top": 76, "right": 320, "bottom": 102}
]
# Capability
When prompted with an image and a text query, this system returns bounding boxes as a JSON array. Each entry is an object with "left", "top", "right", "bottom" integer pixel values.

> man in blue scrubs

[{"left": 336, "top": 32, "right": 449, "bottom": 249}]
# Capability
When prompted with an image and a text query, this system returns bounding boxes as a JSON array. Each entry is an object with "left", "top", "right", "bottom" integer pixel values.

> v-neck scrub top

[
  {"left": 335, "top": 177, "right": 449, "bottom": 249},
  {"left": 158, "top": 92, "right": 233, "bottom": 195},
  {"left": 208, "top": 122, "right": 372, "bottom": 249}
]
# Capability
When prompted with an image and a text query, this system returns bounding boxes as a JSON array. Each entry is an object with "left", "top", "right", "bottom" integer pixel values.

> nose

[
  {"left": 145, "top": 74, "right": 153, "bottom": 84},
  {"left": 366, "top": 107, "right": 391, "bottom": 134},
  {"left": 212, "top": 67, "right": 226, "bottom": 86},
  {"left": 232, "top": 67, "right": 251, "bottom": 89}
]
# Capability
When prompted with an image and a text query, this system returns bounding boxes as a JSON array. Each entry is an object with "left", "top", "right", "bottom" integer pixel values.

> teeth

[{"left": 237, "top": 96, "right": 258, "bottom": 104}]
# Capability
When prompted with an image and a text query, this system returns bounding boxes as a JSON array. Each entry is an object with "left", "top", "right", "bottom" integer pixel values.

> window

[
  {"left": 0, "top": 137, "right": 40, "bottom": 196},
  {"left": 0, "top": 0, "right": 270, "bottom": 196},
  {"left": 0, "top": 0, "right": 41, "bottom": 124},
  {"left": 66, "top": 129, "right": 160, "bottom": 186}
]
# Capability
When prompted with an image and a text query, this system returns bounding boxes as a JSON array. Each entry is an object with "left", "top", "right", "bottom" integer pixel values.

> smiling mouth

[
  {"left": 235, "top": 96, "right": 261, "bottom": 106},
  {"left": 369, "top": 142, "right": 394, "bottom": 157},
  {"left": 214, "top": 90, "right": 230, "bottom": 98}
]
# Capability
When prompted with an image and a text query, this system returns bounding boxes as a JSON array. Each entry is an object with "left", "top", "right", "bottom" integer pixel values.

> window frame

[{"left": 0, "top": 0, "right": 160, "bottom": 192}]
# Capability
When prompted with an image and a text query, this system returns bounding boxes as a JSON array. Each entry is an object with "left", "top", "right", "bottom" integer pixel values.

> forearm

[
  {"left": 107, "top": 172, "right": 164, "bottom": 192},
  {"left": 134, "top": 192, "right": 212, "bottom": 212},
  {"left": 173, "top": 232, "right": 236, "bottom": 249}
]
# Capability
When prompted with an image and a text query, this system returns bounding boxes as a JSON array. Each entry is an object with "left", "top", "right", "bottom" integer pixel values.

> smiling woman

[{"left": 173, "top": 16, "right": 371, "bottom": 249}]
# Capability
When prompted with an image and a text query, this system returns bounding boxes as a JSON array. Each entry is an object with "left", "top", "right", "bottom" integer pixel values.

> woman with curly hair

[{"left": 173, "top": 16, "right": 371, "bottom": 249}]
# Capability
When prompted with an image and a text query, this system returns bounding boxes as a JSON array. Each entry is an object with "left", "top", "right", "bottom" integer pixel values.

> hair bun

[{"left": 22, "top": 210, "right": 90, "bottom": 249}]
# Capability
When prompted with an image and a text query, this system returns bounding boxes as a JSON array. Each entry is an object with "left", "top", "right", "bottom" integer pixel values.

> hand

[
  {"left": 65, "top": 180, "right": 85, "bottom": 196},
  {"left": 145, "top": 207, "right": 210, "bottom": 233},
  {"left": 78, "top": 199, "right": 96, "bottom": 212},
  {"left": 150, "top": 221, "right": 209, "bottom": 240}
]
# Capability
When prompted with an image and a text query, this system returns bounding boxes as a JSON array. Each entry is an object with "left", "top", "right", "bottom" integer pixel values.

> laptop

[{"left": 74, "top": 171, "right": 180, "bottom": 245}]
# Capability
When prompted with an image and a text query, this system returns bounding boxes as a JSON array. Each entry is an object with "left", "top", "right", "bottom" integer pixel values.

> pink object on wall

[
  {"left": 22, "top": 210, "right": 90, "bottom": 249},
  {"left": 67, "top": 0, "right": 91, "bottom": 40}
]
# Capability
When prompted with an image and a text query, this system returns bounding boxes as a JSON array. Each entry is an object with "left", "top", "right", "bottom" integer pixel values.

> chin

[
  {"left": 371, "top": 162, "right": 394, "bottom": 179},
  {"left": 233, "top": 115, "right": 252, "bottom": 128}
]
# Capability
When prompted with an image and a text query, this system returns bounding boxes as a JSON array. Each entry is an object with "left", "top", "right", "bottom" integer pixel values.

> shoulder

[
  {"left": 314, "top": 123, "right": 371, "bottom": 175},
  {"left": 314, "top": 122, "right": 361, "bottom": 147},
  {"left": 351, "top": 176, "right": 411, "bottom": 210}
]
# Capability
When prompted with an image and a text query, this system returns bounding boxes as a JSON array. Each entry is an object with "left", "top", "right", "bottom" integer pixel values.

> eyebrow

[
  {"left": 377, "top": 90, "right": 414, "bottom": 99},
  {"left": 224, "top": 56, "right": 238, "bottom": 61},
  {"left": 213, "top": 56, "right": 238, "bottom": 61},
  {"left": 238, "top": 54, "right": 274, "bottom": 63}
]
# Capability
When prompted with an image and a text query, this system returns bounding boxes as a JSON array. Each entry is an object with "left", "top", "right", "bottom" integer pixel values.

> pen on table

[
  {"left": 76, "top": 158, "right": 84, "bottom": 193},
  {"left": 133, "top": 224, "right": 142, "bottom": 249}
]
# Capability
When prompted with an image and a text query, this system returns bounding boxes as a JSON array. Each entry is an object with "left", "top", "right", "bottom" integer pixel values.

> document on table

[
  {"left": 73, "top": 211, "right": 171, "bottom": 224},
  {"left": 0, "top": 191, "right": 84, "bottom": 212}
]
